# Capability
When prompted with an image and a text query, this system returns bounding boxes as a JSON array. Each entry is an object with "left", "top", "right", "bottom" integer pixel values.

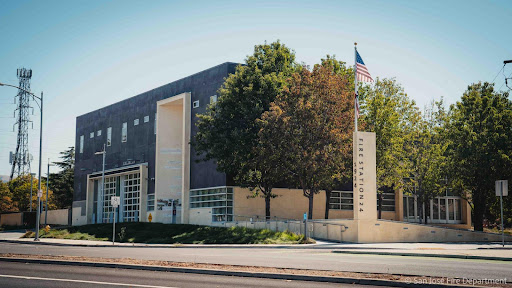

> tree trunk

[
  {"left": 473, "top": 197, "right": 485, "bottom": 231},
  {"left": 265, "top": 192, "right": 271, "bottom": 220},
  {"left": 324, "top": 189, "right": 331, "bottom": 219},
  {"left": 378, "top": 193, "right": 383, "bottom": 219},
  {"left": 308, "top": 192, "right": 314, "bottom": 220}
]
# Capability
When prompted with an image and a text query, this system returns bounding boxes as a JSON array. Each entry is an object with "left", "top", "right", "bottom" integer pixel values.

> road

[
  {"left": 0, "top": 261, "right": 384, "bottom": 288},
  {"left": 0, "top": 242, "right": 510, "bottom": 280}
]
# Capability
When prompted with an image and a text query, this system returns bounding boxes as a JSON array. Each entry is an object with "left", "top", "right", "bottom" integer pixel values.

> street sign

[
  {"left": 495, "top": 180, "right": 508, "bottom": 196},
  {"left": 111, "top": 196, "right": 121, "bottom": 208},
  {"left": 303, "top": 213, "right": 307, "bottom": 220},
  {"left": 37, "top": 189, "right": 43, "bottom": 198},
  {"left": 496, "top": 180, "right": 508, "bottom": 247}
]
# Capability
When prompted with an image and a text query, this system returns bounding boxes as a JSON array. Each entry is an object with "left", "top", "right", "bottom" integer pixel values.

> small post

[
  {"left": 500, "top": 183, "right": 504, "bottom": 247},
  {"left": 303, "top": 212, "right": 308, "bottom": 240},
  {"left": 113, "top": 207, "right": 116, "bottom": 245},
  {"left": 29, "top": 173, "right": 33, "bottom": 212},
  {"left": 45, "top": 159, "right": 50, "bottom": 227}
]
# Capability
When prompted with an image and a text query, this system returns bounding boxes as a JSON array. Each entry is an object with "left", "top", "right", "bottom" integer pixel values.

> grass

[{"left": 22, "top": 222, "right": 311, "bottom": 244}]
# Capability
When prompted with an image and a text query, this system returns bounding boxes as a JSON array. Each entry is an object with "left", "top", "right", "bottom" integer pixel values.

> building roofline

[{"left": 76, "top": 62, "right": 241, "bottom": 119}]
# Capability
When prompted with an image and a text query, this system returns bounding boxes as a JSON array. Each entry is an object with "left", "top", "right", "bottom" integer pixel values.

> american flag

[
  {"left": 355, "top": 49, "right": 373, "bottom": 118},
  {"left": 356, "top": 50, "right": 373, "bottom": 83}
]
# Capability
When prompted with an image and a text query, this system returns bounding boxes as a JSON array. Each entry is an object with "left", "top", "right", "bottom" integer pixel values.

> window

[
  {"left": 107, "top": 127, "right": 112, "bottom": 146},
  {"left": 193, "top": 100, "right": 199, "bottom": 108},
  {"left": 144, "top": 115, "right": 149, "bottom": 123},
  {"left": 79, "top": 135, "right": 84, "bottom": 153},
  {"left": 134, "top": 119, "right": 139, "bottom": 126},
  {"left": 122, "top": 122, "right": 127, "bottom": 142},
  {"left": 97, "top": 130, "right": 101, "bottom": 137},
  {"left": 147, "top": 194, "right": 155, "bottom": 211},
  {"left": 210, "top": 95, "right": 217, "bottom": 104},
  {"left": 329, "top": 191, "right": 353, "bottom": 210},
  {"left": 90, "top": 132, "right": 94, "bottom": 138},
  {"left": 123, "top": 173, "right": 141, "bottom": 222},
  {"left": 190, "top": 187, "right": 233, "bottom": 222}
]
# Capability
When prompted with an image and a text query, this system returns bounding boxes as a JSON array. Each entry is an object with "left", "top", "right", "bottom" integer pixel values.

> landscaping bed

[{"left": 22, "top": 222, "right": 309, "bottom": 244}]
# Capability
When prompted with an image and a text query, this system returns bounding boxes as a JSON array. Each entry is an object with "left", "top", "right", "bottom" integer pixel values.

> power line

[{"left": 491, "top": 65, "right": 505, "bottom": 84}]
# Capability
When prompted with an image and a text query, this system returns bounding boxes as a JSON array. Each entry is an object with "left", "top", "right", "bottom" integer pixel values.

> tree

[
  {"left": 260, "top": 64, "right": 353, "bottom": 219},
  {"left": 49, "top": 147, "right": 75, "bottom": 208},
  {"left": 193, "top": 41, "right": 299, "bottom": 219},
  {"left": 358, "top": 78, "right": 420, "bottom": 218},
  {"left": 408, "top": 99, "right": 449, "bottom": 224},
  {"left": 0, "top": 181, "right": 17, "bottom": 212},
  {"left": 8, "top": 175, "right": 56, "bottom": 212},
  {"left": 445, "top": 82, "right": 512, "bottom": 231},
  {"left": 318, "top": 55, "right": 354, "bottom": 219}
]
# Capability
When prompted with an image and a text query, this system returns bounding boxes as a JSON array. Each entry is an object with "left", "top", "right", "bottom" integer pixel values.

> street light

[
  {"left": 45, "top": 159, "right": 54, "bottom": 227},
  {"left": 0, "top": 82, "right": 43, "bottom": 241},
  {"left": 95, "top": 144, "right": 106, "bottom": 224}
]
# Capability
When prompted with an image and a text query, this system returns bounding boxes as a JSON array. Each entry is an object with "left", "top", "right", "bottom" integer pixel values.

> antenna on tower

[{"left": 10, "top": 68, "right": 33, "bottom": 180}]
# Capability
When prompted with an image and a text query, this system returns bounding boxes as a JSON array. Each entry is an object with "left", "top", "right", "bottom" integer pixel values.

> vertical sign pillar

[{"left": 353, "top": 132, "right": 377, "bottom": 220}]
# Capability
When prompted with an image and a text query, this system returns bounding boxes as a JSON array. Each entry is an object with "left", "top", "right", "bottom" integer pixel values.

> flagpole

[{"left": 354, "top": 42, "right": 358, "bottom": 132}]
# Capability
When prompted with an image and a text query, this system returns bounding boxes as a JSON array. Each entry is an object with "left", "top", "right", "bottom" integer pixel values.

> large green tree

[
  {"left": 446, "top": 82, "right": 512, "bottom": 231},
  {"left": 260, "top": 64, "right": 353, "bottom": 219},
  {"left": 358, "top": 78, "right": 420, "bottom": 217},
  {"left": 193, "top": 41, "right": 299, "bottom": 219},
  {"left": 49, "top": 147, "right": 75, "bottom": 209},
  {"left": 408, "top": 99, "right": 449, "bottom": 224}
]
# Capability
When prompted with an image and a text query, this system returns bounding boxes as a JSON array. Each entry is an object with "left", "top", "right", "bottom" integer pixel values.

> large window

[
  {"left": 403, "top": 194, "right": 463, "bottom": 224},
  {"left": 79, "top": 135, "right": 84, "bottom": 153},
  {"left": 121, "top": 122, "right": 127, "bottom": 143},
  {"left": 190, "top": 187, "right": 233, "bottom": 222},
  {"left": 102, "top": 177, "right": 117, "bottom": 223},
  {"left": 329, "top": 191, "right": 353, "bottom": 210},
  {"left": 123, "top": 173, "right": 140, "bottom": 222},
  {"left": 107, "top": 127, "right": 112, "bottom": 146}
]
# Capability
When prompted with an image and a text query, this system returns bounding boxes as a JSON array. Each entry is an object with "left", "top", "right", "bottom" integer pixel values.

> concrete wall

[
  {"left": 0, "top": 213, "right": 23, "bottom": 226},
  {"left": 40, "top": 209, "right": 70, "bottom": 226},
  {"left": 155, "top": 93, "right": 191, "bottom": 224}
]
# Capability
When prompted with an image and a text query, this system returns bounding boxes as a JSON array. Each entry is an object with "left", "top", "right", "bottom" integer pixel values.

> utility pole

[
  {"left": 45, "top": 159, "right": 53, "bottom": 226},
  {"left": 29, "top": 172, "right": 35, "bottom": 212},
  {"left": 504, "top": 60, "right": 512, "bottom": 91}
]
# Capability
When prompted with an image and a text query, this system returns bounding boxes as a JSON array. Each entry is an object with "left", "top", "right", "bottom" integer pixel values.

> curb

[
  {"left": 0, "top": 239, "right": 313, "bottom": 249},
  {"left": 0, "top": 257, "right": 473, "bottom": 288},
  {"left": 332, "top": 250, "right": 512, "bottom": 261}
]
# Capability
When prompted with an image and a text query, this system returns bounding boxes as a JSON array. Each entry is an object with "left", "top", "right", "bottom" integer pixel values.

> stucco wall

[
  {"left": 0, "top": 213, "right": 23, "bottom": 226},
  {"left": 40, "top": 209, "right": 70, "bottom": 226}
]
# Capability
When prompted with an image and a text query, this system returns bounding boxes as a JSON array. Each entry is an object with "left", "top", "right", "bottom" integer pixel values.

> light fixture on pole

[
  {"left": 0, "top": 82, "right": 43, "bottom": 241},
  {"left": 95, "top": 144, "right": 106, "bottom": 224}
]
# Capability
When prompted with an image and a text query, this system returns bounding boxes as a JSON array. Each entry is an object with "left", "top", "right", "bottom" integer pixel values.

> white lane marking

[{"left": 0, "top": 274, "right": 178, "bottom": 288}]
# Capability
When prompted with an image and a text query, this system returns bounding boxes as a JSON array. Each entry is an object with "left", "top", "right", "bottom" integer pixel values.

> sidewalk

[{"left": 1, "top": 230, "right": 511, "bottom": 260}]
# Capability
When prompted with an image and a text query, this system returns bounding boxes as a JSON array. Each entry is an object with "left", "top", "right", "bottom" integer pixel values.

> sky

[{"left": 0, "top": 0, "right": 511, "bottom": 177}]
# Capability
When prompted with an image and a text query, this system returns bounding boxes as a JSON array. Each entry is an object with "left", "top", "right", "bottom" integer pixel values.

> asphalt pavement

[
  {"left": 0, "top": 261, "right": 384, "bottom": 288},
  {"left": 0, "top": 242, "right": 510, "bottom": 280}
]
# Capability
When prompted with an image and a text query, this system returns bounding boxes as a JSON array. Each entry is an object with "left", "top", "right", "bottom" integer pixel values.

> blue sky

[{"left": 0, "top": 0, "right": 511, "bottom": 177}]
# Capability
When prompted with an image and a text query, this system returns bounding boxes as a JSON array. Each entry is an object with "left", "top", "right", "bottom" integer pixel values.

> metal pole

[
  {"left": 354, "top": 43, "right": 358, "bottom": 133},
  {"left": 101, "top": 144, "right": 105, "bottom": 223},
  {"left": 35, "top": 92, "right": 43, "bottom": 241},
  {"left": 29, "top": 172, "right": 33, "bottom": 212},
  {"left": 500, "top": 183, "right": 504, "bottom": 247},
  {"left": 113, "top": 206, "right": 116, "bottom": 245},
  {"left": 45, "top": 158, "right": 49, "bottom": 226}
]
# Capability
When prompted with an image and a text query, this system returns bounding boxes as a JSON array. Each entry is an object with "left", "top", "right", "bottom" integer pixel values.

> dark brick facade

[{"left": 74, "top": 62, "right": 239, "bottom": 202}]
